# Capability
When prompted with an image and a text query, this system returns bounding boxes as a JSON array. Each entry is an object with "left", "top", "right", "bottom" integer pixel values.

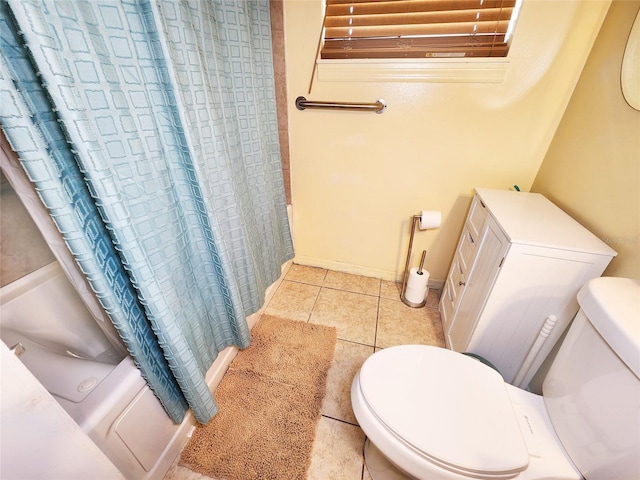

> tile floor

[{"left": 165, "top": 264, "right": 445, "bottom": 480}]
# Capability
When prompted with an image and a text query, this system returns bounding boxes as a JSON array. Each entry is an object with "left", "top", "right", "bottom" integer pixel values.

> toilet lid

[{"left": 359, "top": 345, "right": 529, "bottom": 477}]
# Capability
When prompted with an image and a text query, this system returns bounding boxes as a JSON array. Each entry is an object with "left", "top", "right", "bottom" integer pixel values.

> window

[{"left": 321, "top": 0, "right": 522, "bottom": 60}]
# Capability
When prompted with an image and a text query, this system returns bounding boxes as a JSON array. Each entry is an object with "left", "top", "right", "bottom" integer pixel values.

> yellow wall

[
  {"left": 532, "top": 0, "right": 640, "bottom": 279},
  {"left": 284, "top": 0, "right": 611, "bottom": 282}
]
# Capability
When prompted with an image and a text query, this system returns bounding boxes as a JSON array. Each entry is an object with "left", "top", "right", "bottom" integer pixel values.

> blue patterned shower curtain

[{"left": 0, "top": 0, "right": 293, "bottom": 424}]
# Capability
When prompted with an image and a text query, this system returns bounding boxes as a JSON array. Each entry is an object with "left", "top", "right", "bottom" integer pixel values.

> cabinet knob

[{"left": 459, "top": 281, "right": 466, "bottom": 286}]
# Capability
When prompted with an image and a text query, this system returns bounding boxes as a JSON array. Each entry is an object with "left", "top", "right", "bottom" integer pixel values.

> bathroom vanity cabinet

[{"left": 439, "top": 188, "right": 616, "bottom": 388}]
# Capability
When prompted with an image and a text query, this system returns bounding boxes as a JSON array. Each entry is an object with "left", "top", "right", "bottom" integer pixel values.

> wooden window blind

[{"left": 321, "top": 0, "right": 520, "bottom": 59}]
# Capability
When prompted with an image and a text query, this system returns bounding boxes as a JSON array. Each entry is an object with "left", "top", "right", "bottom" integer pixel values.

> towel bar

[{"left": 295, "top": 96, "right": 386, "bottom": 114}]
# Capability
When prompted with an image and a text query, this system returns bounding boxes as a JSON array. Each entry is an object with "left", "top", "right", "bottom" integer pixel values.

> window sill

[{"left": 316, "top": 58, "right": 509, "bottom": 84}]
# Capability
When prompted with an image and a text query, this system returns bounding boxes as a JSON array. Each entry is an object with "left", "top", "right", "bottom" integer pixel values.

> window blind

[{"left": 321, "top": 0, "right": 519, "bottom": 59}]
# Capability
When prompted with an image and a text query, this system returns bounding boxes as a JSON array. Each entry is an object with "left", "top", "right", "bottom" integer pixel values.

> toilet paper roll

[
  {"left": 420, "top": 210, "right": 442, "bottom": 230},
  {"left": 404, "top": 267, "right": 430, "bottom": 304}
]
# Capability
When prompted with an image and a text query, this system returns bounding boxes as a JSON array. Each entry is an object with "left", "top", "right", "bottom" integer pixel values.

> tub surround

[
  {"left": 1, "top": 341, "right": 126, "bottom": 480},
  {"left": 0, "top": 259, "right": 292, "bottom": 480}
]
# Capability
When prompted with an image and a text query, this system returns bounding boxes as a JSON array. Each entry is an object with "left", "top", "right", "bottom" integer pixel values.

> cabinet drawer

[
  {"left": 440, "top": 282, "right": 455, "bottom": 333},
  {"left": 458, "top": 226, "right": 478, "bottom": 273},
  {"left": 468, "top": 196, "right": 488, "bottom": 238},
  {"left": 446, "top": 267, "right": 459, "bottom": 304},
  {"left": 447, "top": 252, "right": 466, "bottom": 304}
]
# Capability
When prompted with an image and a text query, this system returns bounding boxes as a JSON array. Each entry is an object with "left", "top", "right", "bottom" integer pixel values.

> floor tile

[
  {"left": 381, "top": 280, "right": 441, "bottom": 309},
  {"left": 167, "top": 266, "right": 448, "bottom": 480},
  {"left": 375, "top": 297, "right": 445, "bottom": 349},
  {"left": 363, "top": 463, "right": 373, "bottom": 480},
  {"left": 322, "top": 340, "right": 374, "bottom": 425},
  {"left": 164, "top": 459, "right": 214, "bottom": 480},
  {"left": 323, "top": 270, "right": 381, "bottom": 296},
  {"left": 264, "top": 280, "right": 320, "bottom": 322},
  {"left": 285, "top": 264, "right": 327, "bottom": 286},
  {"left": 379, "top": 280, "right": 401, "bottom": 300},
  {"left": 310, "top": 288, "right": 378, "bottom": 345},
  {"left": 425, "top": 287, "right": 441, "bottom": 310},
  {"left": 307, "top": 417, "right": 366, "bottom": 480}
]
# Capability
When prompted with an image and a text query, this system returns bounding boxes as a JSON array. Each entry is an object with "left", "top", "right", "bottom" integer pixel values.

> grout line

[
  {"left": 373, "top": 294, "right": 380, "bottom": 349},
  {"left": 359, "top": 432, "right": 368, "bottom": 480},
  {"left": 320, "top": 413, "right": 359, "bottom": 428},
  {"left": 318, "top": 285, "right": 381, "bottom": 297},
  {"left": 305, "top": 285, "right": 322, "bottom": 323},
  {"left": 282, "top": 278, "right": 325, "bottom": 288},
  {"left": 336, "top": 338, "right": 376, "bottom": 349}
]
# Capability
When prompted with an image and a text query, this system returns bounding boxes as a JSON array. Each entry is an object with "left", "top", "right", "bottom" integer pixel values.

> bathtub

[{"left": 0, "top": 259, "right": 289, "bottom": 479}]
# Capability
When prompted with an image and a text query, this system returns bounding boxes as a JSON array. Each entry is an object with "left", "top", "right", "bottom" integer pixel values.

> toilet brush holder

[{"left": 400, "top": 211, "right": 441, "bottom": 308}]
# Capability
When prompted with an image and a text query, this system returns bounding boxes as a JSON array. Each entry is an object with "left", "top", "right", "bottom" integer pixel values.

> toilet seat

[{"left": 358, "top": 345, "right": 529, "bottom": 479}]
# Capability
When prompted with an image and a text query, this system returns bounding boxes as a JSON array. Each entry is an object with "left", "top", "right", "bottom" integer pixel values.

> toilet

[{"left": 351, "top": 277, "right": 640, "bottom": 480}]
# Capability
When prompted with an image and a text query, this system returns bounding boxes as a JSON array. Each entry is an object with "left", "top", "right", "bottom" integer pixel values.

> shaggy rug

[{"left": 179, "top": 314, "right": 337, "bottom": 480}]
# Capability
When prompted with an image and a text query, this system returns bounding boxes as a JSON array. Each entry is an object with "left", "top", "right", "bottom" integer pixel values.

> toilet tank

[{"left": 542, "top": 277, "right": 640, "bottom": 480}]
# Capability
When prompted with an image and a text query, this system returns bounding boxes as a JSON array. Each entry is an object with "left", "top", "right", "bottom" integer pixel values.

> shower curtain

[{"left": 0, "top": 0, "right": 293, "bottom": 424}]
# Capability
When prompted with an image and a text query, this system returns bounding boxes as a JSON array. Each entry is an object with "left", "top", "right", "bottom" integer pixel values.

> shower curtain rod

[{"left": 295, "top": 96, "right": 386, "bottom": 114}]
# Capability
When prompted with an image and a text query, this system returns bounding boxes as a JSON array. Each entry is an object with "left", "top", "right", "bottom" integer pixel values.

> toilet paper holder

[{"left": 400, "top": 211, "right": 441, "bottom": 308}]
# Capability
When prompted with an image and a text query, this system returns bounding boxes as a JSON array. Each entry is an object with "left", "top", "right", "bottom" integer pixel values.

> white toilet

[{"left": 351, "top": 277, "right": 640, "bottom": 480}]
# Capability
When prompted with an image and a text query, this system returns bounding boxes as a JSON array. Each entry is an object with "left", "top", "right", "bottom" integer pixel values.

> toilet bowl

[
  {"left": 351, "top": 346, "right": 580, "bottom": 480},
  {"left": 351, "top": 277, "right": 640, "bottom": 480}
]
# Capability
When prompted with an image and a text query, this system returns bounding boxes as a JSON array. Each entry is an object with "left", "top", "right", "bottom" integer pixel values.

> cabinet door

[
  {"left": 447, "top": 216, "right": 507, "bottom": 351},
  {"left": 466, "top": 244, "right": 612, "bottom": 385}
]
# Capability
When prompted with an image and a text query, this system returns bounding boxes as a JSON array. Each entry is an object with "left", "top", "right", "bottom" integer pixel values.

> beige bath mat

[{"left": 180, "top": 314, "right": 337, "bottom": 480}]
